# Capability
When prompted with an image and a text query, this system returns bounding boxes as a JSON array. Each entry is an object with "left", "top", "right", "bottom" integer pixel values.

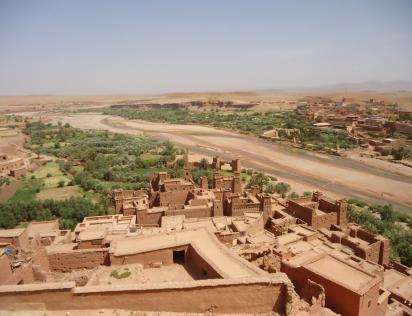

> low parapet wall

[
  {"left": 48, "top": 248, "right": 109, "bottom": 272},
  {"left": 0, "top": 275, "right": 292, "bottom": 314}
]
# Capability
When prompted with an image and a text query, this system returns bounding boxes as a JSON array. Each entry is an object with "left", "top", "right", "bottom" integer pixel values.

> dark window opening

[{"left": 173, "top": 250, "right": 185, "bottom": 264}]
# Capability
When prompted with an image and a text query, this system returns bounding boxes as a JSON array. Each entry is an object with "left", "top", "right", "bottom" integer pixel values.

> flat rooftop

[
  {"left": 384, "top": 269, "right": 406, "bottom": 289},
  {"left": 304, "top": 254, "right": 381, "bottom": 294},
  {"left": 78, "top": 230, "right": 107, "bottom": 241},
  {"left": 388, "top": 275, "right": 412, "bottom": 302},
  {"left": 0, "top": 228, "right": 25, "bottom": 238},
  {"left": 87, "top": 263, "right": 201, "bottom": 286},
  {"left": 26, "top": 220, "right": 59, "bottom": 237},
  {"left": 111, "top": 227, "right": 264, "bottom": 279}
]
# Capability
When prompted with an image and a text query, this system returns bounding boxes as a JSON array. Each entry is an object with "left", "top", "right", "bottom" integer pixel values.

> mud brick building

[{"left": 284, "top": 191, "right": 347, "bottom": 230}]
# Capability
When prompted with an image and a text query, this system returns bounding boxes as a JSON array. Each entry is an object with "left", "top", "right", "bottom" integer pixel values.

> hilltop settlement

[{"left": 0, "top": 156, "right": 411, "bottom": 316}]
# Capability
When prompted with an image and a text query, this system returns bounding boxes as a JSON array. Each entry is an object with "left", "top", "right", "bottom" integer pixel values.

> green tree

[{"left": 248, "top": 172, "right": 270, "bottom": 191}]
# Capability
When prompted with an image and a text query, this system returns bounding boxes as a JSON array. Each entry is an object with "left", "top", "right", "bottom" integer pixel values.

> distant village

[{"left": 262, "top": 96, "right": 412, "bottom": 162}]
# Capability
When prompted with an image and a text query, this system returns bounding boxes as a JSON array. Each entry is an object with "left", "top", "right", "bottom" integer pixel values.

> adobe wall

[
  {"left": 351, "top": 242, "right": 380, "bottom": 264},
  {"left": 0, "top": 230, "right": 31, "bottom": 249},
  {"left": 0, "top": 256, "right": 12, "bottom": 285},
  {"left": 358, "top": 282, "right": 381, "bottom": 316},
  {"left": 244, "top": 214, "right": 264, "bottom": 236},
  {"left": 212, "top": 200, "right": 223, "bottom": 217},
  {"left": 356, "top": 228, "right": 377, "bottom": 243},
  {"left": 166, "top": 207, "right": 212, "bottom": 219},
  {"left": 318, "top": 199, "right": 338, "bottom": 213},
  {"left": 185, "top": 245, "right": 222, "bottom": 279},
  {"left": 3, "top": 263, "right": 34, "bottom": 285},
  {"left": 311, "top": 212, "right": 337, "bottom": 230},
  {"left": 378, "top": 238, "right": 390, "bottom": 266},
  {"left": 231, "top": 203, "right": 260, "bottom": 217},
  {"left": 301, "top": 279, "right": 325, "bottom": 307},
  {"left": 10, "top": 168, "right": 27, "bottom": 178},
  {"left": 215, "top": 232, "right": 238, "bottom": 244},
  {"left": 159, "top": 191, "right": 189, "bottom": 207},
  {"left": 48, "top": 249, "right": 109, "bottom": 272},
  {"left": 287, "top": 201, "right": 314, "bottom": 225},
  {"left": 136, "top": 209, "right": 163, "bottom": 226},
  {"left": 318, "top": 198, "right": 347, "bottom": 226},
  {"left": 346, "top": 227, "right": 389, "bottom": 265},
  {"left": 31, "top": 247, "right": 50, "bottom": 272},
  {"left": 281, "top": 263, "right": 379, "bottom": 316},
  {"left": 77, "top": 240, "right": 104, "bottom": 250},
  {"left": 0, "top": 158, "right": 25, "bottom": 176},
  {"left": 0, "top": 277, "right": 289, "bottom": 314},
  {"left": 0, "top": 179, "right": 20, "bottom": 203},
  {"left": 110, "top": 246, "right": 187, "bottom": 267}
]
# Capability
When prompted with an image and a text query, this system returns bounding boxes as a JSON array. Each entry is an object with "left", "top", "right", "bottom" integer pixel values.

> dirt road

[{"left": 47, "top": 113, "right": 412, "bottom": 213}]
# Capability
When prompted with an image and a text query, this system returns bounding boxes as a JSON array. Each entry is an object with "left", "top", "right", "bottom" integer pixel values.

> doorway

[{"left": 173, "top": 250, "right": 185, "bottom": 264}]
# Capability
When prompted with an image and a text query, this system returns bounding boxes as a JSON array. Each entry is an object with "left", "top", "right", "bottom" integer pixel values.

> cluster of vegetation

[
  {"left": 399, "top": 112, "right": 412, "bottom": 121},
  {"left": 0, "top": 197, "right": 104, "bottom": 230},
  {"left": 242, "top": 170, "right": 299, "bottom": 198},
  {"left": 8, "top": 161, "right": 73, "bottom": 202},
  {"left": 97, "top": 107, "right": 358, "bottom": 152},
  {"left": 391, "top": 146, "right": 412, "bottom": 160},
  {"left": 110, "top": 269, "right": 131, "bottom": 279},
  {"left": 0, "top": 176, "right": 10, "bottom": 188},
  {"left": 23, "top": 121, "right": 184, "bottom": 195},
  {"left": 347, "top": 199, "right": 412, "bottom": 266},
  {"left": 1, "top": 121, "right": 187, "bottom": 231}
]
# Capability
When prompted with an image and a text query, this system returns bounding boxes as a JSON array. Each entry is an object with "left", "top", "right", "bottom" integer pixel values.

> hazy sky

[{"left": 0, "top": 0, "right": 411, "bottom": 95}]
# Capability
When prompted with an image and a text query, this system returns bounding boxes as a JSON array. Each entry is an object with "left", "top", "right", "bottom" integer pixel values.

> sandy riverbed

[{"left": 45, "top": 113, "right": 412, "bottom": 213}]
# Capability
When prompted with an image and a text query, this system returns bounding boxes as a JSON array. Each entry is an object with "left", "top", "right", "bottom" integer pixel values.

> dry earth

[{"left": 2, "top": 90, "right": 411, "bottom": 114}]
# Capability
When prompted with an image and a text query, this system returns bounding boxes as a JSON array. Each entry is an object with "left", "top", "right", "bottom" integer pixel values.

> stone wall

[{"left": 48, "top": 249, "right": 109, "bottom": 272}]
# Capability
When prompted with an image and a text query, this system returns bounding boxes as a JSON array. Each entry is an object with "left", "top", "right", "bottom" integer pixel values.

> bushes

[
  {"left": 247, "top": 172, "right": 270, "bottom": 191},
  {"left": 347, "top": 198, "right": 368, "bottom": 208},
  {"left": 97, "top": 107, "right": 358, "bottom": 152},
  {"left": 347, "top": 201, "right": 412, "bottom": 266},
  {"left": 288, "top": 192, "right": 299, "bottom": 199},
  {"left": 0, "top": 197, "right": 104, "bottom": 230},
  {"left": 24, "top": 122, "right": 182, "bottom": 193},
  {"left": 110, "top": 270, "right": 131, "bottom": 279},
  {"left": 192, "top": 167, "right": 213, "bottom": 187},
  {"left": 392, "top": 146, "right": 412, "bottom": 160},
  {"left": 274, "top": 182, "right": 291, "bottom": 196}
]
